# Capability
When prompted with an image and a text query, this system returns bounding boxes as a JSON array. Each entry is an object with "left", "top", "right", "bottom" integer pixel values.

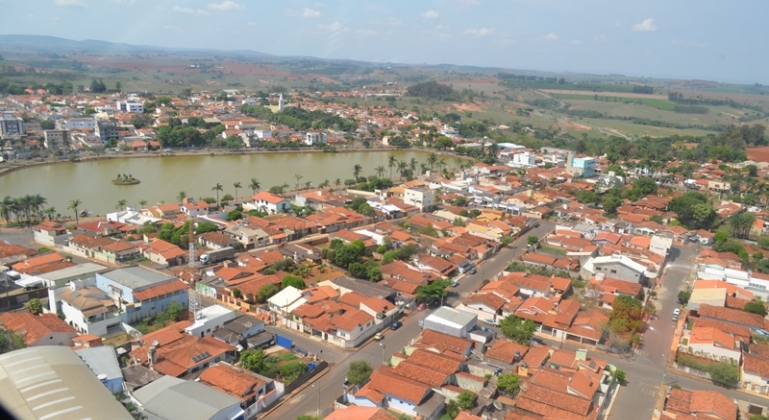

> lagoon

[{"left": 0, "top": 151, "right": 428, "bottom": 216}]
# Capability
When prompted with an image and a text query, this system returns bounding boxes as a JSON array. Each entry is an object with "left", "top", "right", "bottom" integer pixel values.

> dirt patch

[
  {"left": 541, "top": 89, "right": 669, "bottom": 100},
  {"left": 451, "top": 103, "right": 486, "bottom": 112},
  {"left": 562, "top": 121, "right": 591, "bottom": 131},
  {"left": 747, "top": 147, "right": 769, "bottom": 163}
]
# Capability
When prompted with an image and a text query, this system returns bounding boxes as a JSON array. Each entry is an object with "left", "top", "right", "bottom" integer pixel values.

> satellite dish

[
  {"left": 152, "top": 340, "right": 159, "bottom": 347},
  {"left": 493, "top": 401, "right": 503, "bottom": 410}
]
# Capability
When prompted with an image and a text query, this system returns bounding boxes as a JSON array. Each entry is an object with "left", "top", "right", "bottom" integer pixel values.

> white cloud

[
  {"left": 421, "top": 10, "right": 439, "bottom": 19},
  {"left": 54, "top": 0, "right": 87, "bottom": 7},
  {"left": 207, "top": 1, "right": 243, "bottom": 11},
  {"left": 466, "top": 27, "right": 493, "bottom": 37},
  {"left": 319, "top": 22, "right": 345, "bottom": 32},
  {"left": 172, "top": 5, "right": 209, "bottom": 15},
  {"left": 247, "top": 21, "right": 257, "bottom": 26},
  {"left": 543, "top": 32, "right": 558, "bottom": 40},
  {"left": 302, "top": 8, "right": 321, "bottom": 18},
  {"left": 632, "top": 18, "right": 657, "bottom": 32},
  {"left": 457, "top": 0, "right": 480, "bottom": 6},
  {"left": 570, "top": 39, "right": 582, "bottom": 45}
]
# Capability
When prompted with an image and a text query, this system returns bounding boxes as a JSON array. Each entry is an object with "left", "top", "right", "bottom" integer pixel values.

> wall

[
  {"left": 687, "top": 344, "right": 740, "bottom": 363},
  {"left": 454, "top": 374, "right": 485, "bottom": 393},
  {"left": 30, "top": 331, "right": 77, "bottom": 347},
  {"left": 593, "top": 261, "right": 642, "bottom": 284}
]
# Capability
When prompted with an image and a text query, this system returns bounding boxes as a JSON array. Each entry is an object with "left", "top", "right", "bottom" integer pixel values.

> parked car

[
  {"left": 374, "top": 332, "right": 384, "bottom": 341},
  {"left": 482, "top": 318, "right": 500, "bottom": 327},
  {"left": 451, "top": 281, "right": 459, "bottom": 287},
  {"left": 391, "top": 321, "right": 402, "bottom": 330}
]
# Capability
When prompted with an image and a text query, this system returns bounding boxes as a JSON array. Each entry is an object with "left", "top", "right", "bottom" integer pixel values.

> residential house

[
  {"left": 225, "top": 224, "right": 270, "bottom": 250},
  {"left": 663, "top": 388, "right": 736, "bottom": 420},
  {"left": 246, "top": 192, "right": 290, "bottom": 214},
  {"left": 181, "top": 198, "right": 210, "bottom": 218},
  {"left": 351, "top": 367, "right": 445, "bottom": 420},
  {"left": 198, "top": 363, "right": 284, "bottom": 418},
  {"left": 32, "top": 221, "right": 70, "bottom": 247},
  {"left": 0, "top": 312, "right": 78, "bottom": 347},
  {"left": 680, "top": 326, "right": 741, "bottom": 363}
]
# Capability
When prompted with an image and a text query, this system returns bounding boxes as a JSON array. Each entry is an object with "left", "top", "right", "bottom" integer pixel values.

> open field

[
  {"left": 551, "top": 93, "right": 676, "bottom": 111},
  {"left": 541, "top": 89, "right": 669, "bottom": 100}
]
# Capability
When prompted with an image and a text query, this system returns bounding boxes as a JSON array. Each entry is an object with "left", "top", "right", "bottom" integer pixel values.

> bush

[
  {"left": 281, "top": 275, "right": 306, "bottom": 290},
  {"left": 744, "top": 300, "right": 768, "bottom": 316},
  {"left": 615, "top": 369, "right": 626, "bottom": 385},
  {"left": 678, "top": 290, "right": 691, "bottom": 305},
  {"left": 347, "top": 361, "right": 373, "bottom": 385},
  {"left": 28, "top": 298, "right": 42, "bottom": 315},
  {"left": 280, "top": 362, "right": 308, "bottom": 383},
  {"left": 497, "top": 373, "right": 521, "bottom": 395},
  {"left": 258, "top": 284, "right": 279, "bottom": 303}
]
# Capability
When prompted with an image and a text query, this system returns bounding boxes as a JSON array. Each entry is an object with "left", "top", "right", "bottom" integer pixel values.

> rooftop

[
  {"left": 100, "top": 266, "right": 176, "bottom": 290},
  {"left": 0, "top": 346, "right": 134, "bottom": 420},
  {"left": 134, "top": 375, "right": 242, "bottom": 420}
]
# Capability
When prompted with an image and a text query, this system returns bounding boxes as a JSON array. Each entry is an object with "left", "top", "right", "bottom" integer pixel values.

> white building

[
  {"left": 305, "top": 132, "right": 328, "bottom": 146},
  {"left": 403, "top": 187, "right": 435, "bottom": 212},
  {"left": 421, "top": 306, "right": 477, "bottom": 338},
  {"left": 0, "top": 112, "right": 24, "bottom": 136},
  {"left": 57, "top": 117, "right": 96, "bottom": 130},
  {"left": 133, "top": 376, "right": 244, "bottom": 420},
  {"left": 185, "top": 305, "right": 237, "bottom": 338},
  {"left": 510, "top": 151, "right": 537, "bottom": 167},
  {"left": 116, "top": 101, "right": 144, "bottom": 113}
]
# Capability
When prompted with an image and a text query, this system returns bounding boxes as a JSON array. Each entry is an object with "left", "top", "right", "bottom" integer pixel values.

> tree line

[{"left": 241, "top": 105, "right": 358, "bottom": 132}]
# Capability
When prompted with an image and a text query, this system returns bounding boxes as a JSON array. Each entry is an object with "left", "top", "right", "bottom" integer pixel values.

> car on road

[
  {"left": 374, "top": 332, "right": 384, "bottom": 341},
  {"left": 451, "top": 281, "right": 459, "bottom": 287},
  {"left": 482, "top": 318, "right": 500, "bottom": 327},
  {"left": 672, "top": 308, "right": 681, "bottom": 321},
  {"left": 469, "top": 268, "right": 477, "bottom": 274},
  {"left": 390, "top": 321, "right": 402, "bottom": 330}
]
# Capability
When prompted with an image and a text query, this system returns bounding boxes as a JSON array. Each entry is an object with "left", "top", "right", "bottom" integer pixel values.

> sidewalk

[{"left": 257, "top": 365, "right": 331, "bottom": 419}]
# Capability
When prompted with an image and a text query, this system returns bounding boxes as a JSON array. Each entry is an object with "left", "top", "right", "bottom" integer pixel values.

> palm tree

[
  {"left": 233, "top": 182, "right": 242, "bottom": 202},
  {"left": 294, "top": 173, "right": 304, "bottom": 190},
  {"left": 281, "top": 182, "right": 290, "bottom": 197},
  {"left": 438, "top": 158, "right": 447, "bottom": 171},
  {"left": 375, "top": 165, "right": 386, "bottom": 178},
  {"left": 353, "top": 164, "right": 362, "bottom": 181},
  {"left": 454, "top": 157, "right": 462, "bottom": 169},
  {"left": 419, "top": 162, "right": 428, "bottom": 174},
  {"left": 68, "top": 199, "right": 82, "bottom": 226},
  {"left": 249, "top": 178, "right": 261, "bottom": 195},
  {"left": 138, "top": 199, "right": 148, "bottom": 209},
  {"left": 335, "top": 178, "right": 341, "bottom": 186},
  {"left": 116, "top": 199, "right": 127, "bottom": 211},
  {"left": 388, "top": 154, "right": 396, "bottom": 179},
  {"left": 409, "top": 157, "right": 418, "bottom": 173},
  {"left": 212, "top": 183, "right": 223, "bottom": 206},
  {"left": 45, "top": 206, "right": 56, "bottom": 221},
  {"left": 0, "top": 196, "right": 13, "bottom": 224},
  {"left": 427, "top": 153, "right": 438, "bottom": 171},
  {"left": 177, "top": 190, "right": 186, "bottom": 204},
  {"left": 397, "top": 160, "right": 408, "bottom": 180}
]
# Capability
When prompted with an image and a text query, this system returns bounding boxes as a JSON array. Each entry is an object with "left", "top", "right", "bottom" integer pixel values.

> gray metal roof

[
  {"left": 0, "top": 346, "right": 133, "bottom": 420},
  {"left": 134, "top": 376, "right": 242, "bottom": 420},
  {"left": 428, "top": 306, "right": 478, "bottom": 327},
  {"left": 38, "top": 263, "right": 109, "bottom": 281},
  {"left": 100, "top": 266, "right": 175, "bottom": 290},
  {"left": 332, "top": 276, "right": 395, "bottom": 299},
  {"left": 75, "top": 345, "right": 123, "bottom": 383}
]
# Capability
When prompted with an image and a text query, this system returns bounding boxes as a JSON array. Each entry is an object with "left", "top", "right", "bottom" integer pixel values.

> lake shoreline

[{"left": 0, "top": 145, "right": 419, "bottom": 179}]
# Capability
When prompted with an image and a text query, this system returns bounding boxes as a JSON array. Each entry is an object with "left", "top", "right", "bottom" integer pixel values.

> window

[
  {"left": 215, "top": 357, "right": 221, "bottom": 362},
  {"left": 610, "top": 270, "right": 617, "bottom": 274}
]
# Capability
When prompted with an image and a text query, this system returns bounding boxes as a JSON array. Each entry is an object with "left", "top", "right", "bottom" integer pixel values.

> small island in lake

[{"left": 112, "top": 173, "right": 140, "bottom": 185}]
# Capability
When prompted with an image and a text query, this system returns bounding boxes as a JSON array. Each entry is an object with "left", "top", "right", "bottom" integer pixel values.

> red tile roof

[
  {"left": 0, "top": 312, "right": 77, "bottom": 345},
  {"left": 132, "top": 280, "right": 188, "bottom": 301}
]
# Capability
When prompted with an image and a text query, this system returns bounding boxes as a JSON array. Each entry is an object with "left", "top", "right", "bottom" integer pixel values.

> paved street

[{"left": 264, "top": 221, "right": 556, "bottom": 419}]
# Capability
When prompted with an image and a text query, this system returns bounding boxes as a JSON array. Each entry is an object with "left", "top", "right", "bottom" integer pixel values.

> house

[
  {"left": 324, "top": 406, "right": 400, "bottom": 420},
  {"left": 198, "top": 363, "right": 284, "bottom": 418},
  {"left": 32, "top": 220, "right": 70, "bottom": 247},
  {"left": 225, "top": 224, "right": 270, "bottom": 250},
  {"left": 681, "top": 326, "right": 741, "bottom": 363},
  {"left": 246, "top": 192, "right": 291, "bottom": 214},
  {"left": 54, "top": 279, "right": 121, "bottom": 336},
  {"left": 129, "top": 321, "right": 237, "bottom": 377},
  {"left": 212, "top": 314, "right": 269, "bottom": 349},
  {"left": 403, "top": 187, "right": 435, "bottom": 212},
  {"left": 95, "top": 266, "right": 188, "bottom": 324},
  {"left": 140, "top": 239, "right": 186, "bottom": 267},
  {"left": 75, "top": 345, "right": 125, "bottom": 393},
  {"left": 181, "top": 198, "right": 210, "bottom": 218},
  {"left": 415, "top": 255, "right": 457, "bottom": 278},
  {"left": 663, "top": 388, "right": 736, "bottom": 420},
  {"left": 742, "top": 344, "right": 769, "bottom": 394},
  {"left": 198, "top": 231, "right": 237, "bottom": 250},
  {"left": 697, "top": 304, "right": 765, "bottom": 330},
  {"left": 133, "top": 375, "right": 244, "bottom": 420},
  {"left": 0, "top": 312, "right": 78, "bottom": 347},
  {"left": 351, "top": 367, "right": 445, "bottom": 420},
  {"left": 581, "top": 255, "right": 648, "bottom": 285}
]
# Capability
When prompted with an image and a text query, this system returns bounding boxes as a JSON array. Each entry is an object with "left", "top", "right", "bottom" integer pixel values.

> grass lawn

[
  {"left": 553, "top": 93, "right": 676, "bottom": 111},
  {"left": 540, "top": 246, "right": 566, "bottom": 255}
]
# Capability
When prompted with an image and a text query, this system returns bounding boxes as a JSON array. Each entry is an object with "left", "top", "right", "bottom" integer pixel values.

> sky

[{"left": 2, "top": 0, "right": 768, "bottom": 83}]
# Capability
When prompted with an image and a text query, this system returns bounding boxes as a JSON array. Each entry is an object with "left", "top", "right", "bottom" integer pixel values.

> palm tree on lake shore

[{"left": 68, "top": 199, "right": 82, "bottom": 226}]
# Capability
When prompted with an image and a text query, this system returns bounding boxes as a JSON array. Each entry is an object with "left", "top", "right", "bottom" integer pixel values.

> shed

[{"left": 422, "top": 306, "right": 477, "bottom": 338}]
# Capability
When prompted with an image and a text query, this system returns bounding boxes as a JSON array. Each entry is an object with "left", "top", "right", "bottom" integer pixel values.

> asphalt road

[{"left": 265, "top": 221, "right": 556, "bottom": 419}]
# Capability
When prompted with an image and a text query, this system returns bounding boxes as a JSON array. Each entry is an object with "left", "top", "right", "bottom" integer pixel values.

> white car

[{"left": 673, "top": 308, "right": 681, "bottom": 315}]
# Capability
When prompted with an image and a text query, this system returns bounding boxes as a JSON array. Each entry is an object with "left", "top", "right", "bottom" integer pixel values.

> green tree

[
  {"left": 455, "top": 391, "right": 475, "bottom": 411},
  {"left": 353, "top": 164, "right": 362, "bottom": 181},
  {"left": 28, "top": 298, "right": 42, "bottom": 315},
  {"left": 226, "top": 210, "right": 243, "bottom": 221},
  {"left": 614, "top": 369, "right": 627, "bottom": 385},
  {"left": 708, "top": 362, "right": 740, "bottom": 387},
  {"left": 744, "top": 300, "right": 768, "bottom": 316},
  {"left": 527, "top": 236, "right": 539, "bottom": 246},
  {"left": 249, "top": 178, "right": 261, "bottom": 195},
  {"left": 166, "top": 301, "right": 183, "bottom": 322},
  {"left": 240, "top": 349, "right": 267, "bottom": 372},
  {"left": 282, "top": 275, "right": 307, "bottom": 290},
  {"left": 333, "top": 244, "right": 363, "bottom": 268},
  {"left": 257, "top": 284, "right": 279, "bottom": 303},
  {"left": 388, "top": 154, "right": 396, "bottom": 179},
  {"left": 677, "top": 290, "right": 692, "bottom": 305},
  {"left": 609, "top": 295, "right": 644, "bottom": 334},
  {"left": 633, "top": 177, "right": 658, "bottom": 196},
  {"left": 233, "top": 182, "right": 242, "bottom": 201},
  {"left": 232, "top": 288, "right": 242, "bottom": 299},
  {"left": 212, "top": 183, "right": 224, "bottom": 207},
  {"left": 0, "top": 328, "right": 25, "bottom": 355},
  {"left": 416, "top": 279, "right": 452, "bottom": 304},
  {"left": 116, "top": 199, "right": 127, "bottom": 211},
  {"left": 497, "top": 373, "right": 522, "bottom": 395},
  {"left": 500, "top": 316, "right": 537, "bottom": 345},
  {"left": 347, "top": 360, "right": 373, "bottom": 385},
  {"left": 68, "top": 199, "right": 82, "bottom": 226}
]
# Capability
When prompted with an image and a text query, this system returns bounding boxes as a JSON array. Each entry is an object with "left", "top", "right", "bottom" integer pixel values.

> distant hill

[{"left": 0, "top": 34, "right": 272, "bottom": 57}]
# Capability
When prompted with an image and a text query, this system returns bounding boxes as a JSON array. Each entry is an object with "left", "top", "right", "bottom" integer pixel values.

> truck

[{"left": 199, "top": 246, "right": 236, "bottom": 264}]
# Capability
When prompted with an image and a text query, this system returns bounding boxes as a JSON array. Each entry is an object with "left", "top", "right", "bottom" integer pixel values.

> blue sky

[{"left": 4, "top": 0, "right": 768, "bottom": 83}]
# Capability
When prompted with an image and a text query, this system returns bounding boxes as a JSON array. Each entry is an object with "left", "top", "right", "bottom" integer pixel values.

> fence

[
  {"left": 281, "top": 361, "right": 329, "bottom": 396},
  {"left": 672, "top": 362, "right": 711, "bottom": 380}
]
